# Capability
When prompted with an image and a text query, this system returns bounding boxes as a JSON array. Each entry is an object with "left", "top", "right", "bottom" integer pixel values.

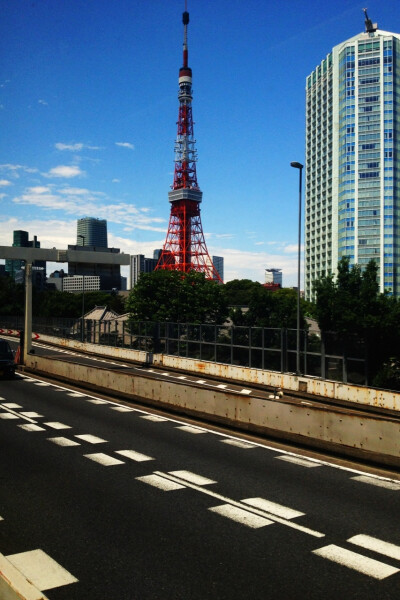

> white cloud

[
  {"left": 45, "top": 165, "right": 85, "bottom": 178},
  {"left": 38, "top": 99, "right": 48, "bottom": 106},
  {"left": 0, "top": 179, "right": 12, "bottom": 186},
  {"left": 112, "top": 179, "right": 120, "bottom": 183},
  {"left": 55, "top": 143, "right": 102, "bottom": 152},
  {"left": 115, "top": 142, "right": 135, "bottom": 150}
]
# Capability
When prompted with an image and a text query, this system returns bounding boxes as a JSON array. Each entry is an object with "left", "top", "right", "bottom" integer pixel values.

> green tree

[
  {"left": 223, "top": 279, "right": 262, "bottom": 306},
  {"left": 126, "top": 270, "right": 228, "bottom": 323},
  {"left": 246, "top": 286, "right": 308, "bottom": 329},
  {"left": 0, "top": 276, "right": 25, "bottom": 315}
]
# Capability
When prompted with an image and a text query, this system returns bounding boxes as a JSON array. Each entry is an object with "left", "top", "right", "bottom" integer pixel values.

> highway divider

[{"left": 24, "top": 353, "right": 400, "bottom": 468}]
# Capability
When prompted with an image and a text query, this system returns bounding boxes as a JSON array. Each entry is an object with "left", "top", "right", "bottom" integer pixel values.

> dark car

[{"left": 0, "top": 339, "right": 16, "bottom": 379}]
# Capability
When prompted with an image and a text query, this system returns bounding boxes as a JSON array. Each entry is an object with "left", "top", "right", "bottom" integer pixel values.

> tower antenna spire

[
  {"left": 156, "top": 6, "right": 222, "bottom": 282},
  {"left": 363, "top": 8, "right": 377, "bottom": 33}
]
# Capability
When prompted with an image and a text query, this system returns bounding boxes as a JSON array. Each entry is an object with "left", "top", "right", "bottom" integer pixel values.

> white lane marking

[
  {"left": 67, "top": 393, "right": 85, "bottom": 397},
  {"left": 75, "top": 434, "right": 107, "bottom": 444},
  {"left": 33, "top": 382, "right": 50, "bottom": 387},
  {"left": 240, "top": 389, "right": 252, "bottom": 395},
  {"left": 221, "top": 439, "right": 255, "bottom": 449},
  {"left": 178, "top": 376, "right": 187, "bottom": 380},
  {"left": 44, "top": 422, "right": 71, "bottom": 430},
  {"left": 21, "top": 412, "right": 43, "bottom": 418},
  {"left": 2, "top": 403, "right": 22, "bottom": 409},
  {"left": 136, "top": 474, "right": 185, "bottom": 491},
  {"left": 312, "top": 544, "right": 399, "bottom": 580},
  {"left": 48, "top": 437, "right": 80, "bottom": 447},
  {"left": 0, "top": 413, "right": 19, "bottom": 420},
  {"left": 196, "top": 380, "right": 206, "bottom": 384},
  {"left": 348, "top": 534, "right": 400, "bottom": 561},
  {"left": 168, "top": 470, "right": 216, "bottom": 486},
  {"left": 217, "top": 384, "right": 227, "bottom": 389},
  {"left": 242, "top": 498, "right": 305, "bottom": 520},
  {"left": 209, "top": 504, "right": 273, "bottom": 529},
  {"left": 86, "top": 398, "right": 108, "bottom": 404},
  {"left": 154, "top": 471, "right": 324, "bottom": 538},
  {"left": 6, "top": 549, "right": 78, "bottom": 591},
  {"left": 115, "top": 450, "right": 154, "bottom": 462},
  {"left": 351, "top": 475, "right": 400, "bottom": 490},
  {"left": 84, "top": 453, "right": 124, "bottom": 466},
  {"left": 110, "top": 406, "right": 133, "bottom": 412},
  {"left": 176, "top": 425, "right": 206, "bottom": 434},
  {"left": 276, "top": 455, "right": 321, "bottom": 468},
  {"left": 141, "top": 415, "right": 168, "bottom": 422},
  {"left": 18, "top": 424, "right": 46, "bottom": 432}
]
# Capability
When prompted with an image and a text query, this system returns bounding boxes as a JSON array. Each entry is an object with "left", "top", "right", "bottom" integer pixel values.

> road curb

[{"left": 0, "top": 554, "right": 49, "bottom": 600}]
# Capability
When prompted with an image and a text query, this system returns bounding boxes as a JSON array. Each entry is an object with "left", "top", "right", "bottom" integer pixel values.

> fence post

[
  {"left": 281, "top": 328, "right": 287, "bottom": 373},
  {"left": 321, "top": 332, "right": 326, "bottom": 380},
  {"left": 342, "top": 342, "right": 348, "bottom": 383},
  {"left": 303, "top": 330, "right": 307, "bottom": 376}
]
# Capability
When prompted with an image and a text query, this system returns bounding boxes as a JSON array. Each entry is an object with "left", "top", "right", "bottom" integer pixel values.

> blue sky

[{"left": 1, "top": 0, "right": 398, "bottom": 287}]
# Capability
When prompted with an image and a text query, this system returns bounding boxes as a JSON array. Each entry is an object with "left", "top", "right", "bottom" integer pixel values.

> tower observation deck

[{"left": 156, "top": 8, "right": 221, "bottom": 281}]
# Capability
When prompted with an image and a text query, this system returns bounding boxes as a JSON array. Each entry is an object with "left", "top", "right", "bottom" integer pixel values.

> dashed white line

[
  {"left": 136, "top": 474, "right": 185, "bottom": 491},
  {"left": 351, "top": 475, "right": 400, "bottom": 490},
  {"left": 86, "top": 398, "right": 108, "bottom": 405},
  {"left": 110, "top": 406, "right": 134, "bottom": 412},
  {"left": 348, "top": 534, "right": 400, "bottom": 561},
  {"left": 242, "top": 498, "right": 305, "bottom": 520},
  {"left": 115, "top": 450, "right": 154, "bottom": 462},
  {"left": 176, "top": 425, "right": 206, "bottom": 434},
  {"left": 48, "top": 437, "right": 80, "bottom": 447},
  {"left": 209, "top": 504, "right": 273, "bottom": 529},
  {"left": 168, "top": 470, "right": 216, "bottom": 486},
  {"left": 84, "top": 453, "right": 124, "bottom": 466},
  {"left": 75, "top": 434, "right": 107, "bottom": 444},
  {"left": 6, "top": 548, "right": 78, "bottom": 591},
  {"left": 240, "top": 389, "right": 252, "bottom": 395},
  {"left": 2, "top": 403, "right": 22, "bottom": 409},
  {"left": 18, "top": 424, "right": 45, "bottom": 432},
  {"left": 21, "top": 412, "right": 43, "bottom": 418},
  {"left": 312, "top": 544, "right": 399, "bottom": 580},
  {"left": 221, "top": 439, "right": 255, "bottom": 449},
  {"left": 0, "top": 413, "right": 19, "bottom": 420},
  {"left": 44, "top": 422, "right": 71, "bottom": 430},
  {"left": 276, "top": 455, "right": 321, "bottom": 468},
  {"left": 141, "top": 415, "right": 168, "bottom": 422}
]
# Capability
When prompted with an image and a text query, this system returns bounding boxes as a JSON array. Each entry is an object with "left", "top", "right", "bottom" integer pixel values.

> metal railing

[{"left": 0, "top": 316, "right": 367, "bottom": 386}]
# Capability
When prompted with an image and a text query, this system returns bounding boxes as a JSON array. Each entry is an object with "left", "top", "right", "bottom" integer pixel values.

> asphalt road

[{"left": 1, "top": 372, "right": 400, "bottom": 599}]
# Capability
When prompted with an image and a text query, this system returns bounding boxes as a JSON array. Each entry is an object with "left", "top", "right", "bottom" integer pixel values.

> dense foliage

[
  {"left": 313, "top": 257, "right": 400, "bottom": 389},
  {"left": 126, "top": 270, "right": 228, "bottom": 323}
]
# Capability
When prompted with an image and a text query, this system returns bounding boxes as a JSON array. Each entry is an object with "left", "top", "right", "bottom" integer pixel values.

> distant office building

[
  {"left": 212, "top": 256, "right": 224, "bottom": 283},
  {"left": 153, "top": 249, "right": 162, "bottom": 261},
  {"left": 68, "top": 245, "right": 122, "bottom": 290},
  {"left": 265, "top": 268, "right": 282, "bottom": 287},
  {"left": 47, "top": 269, "right": 66, "bottom": 291},
  {"left": 62, "top": 275, "right": 101, "bottom": 293},
  {"left": 305, "top": 13, "right": 400, "bottom": 298},
  {"left": 15, "top": 266, "right": 46, "bottom": 290},
  {"left": 77, "top": 218, "right": 108, "bottom": 248},
  {"left": 130, "top": 254, "right": 158, "bottom": 288},
  {"left": 5, "top": 230, "right": 46, "bottom": 280}
]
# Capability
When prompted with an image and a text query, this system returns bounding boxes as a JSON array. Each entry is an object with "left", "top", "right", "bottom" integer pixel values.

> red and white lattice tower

[{"left": 156, "top": 7, "right": 221, "bottom": 282}]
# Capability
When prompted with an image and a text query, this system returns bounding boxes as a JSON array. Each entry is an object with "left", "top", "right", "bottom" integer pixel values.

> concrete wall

[
  {"left": 37, "top": 334, "right": 400, "bottom": 412},
  {"left": 25, "top": 354, "right": 400, "bottom": 468}
]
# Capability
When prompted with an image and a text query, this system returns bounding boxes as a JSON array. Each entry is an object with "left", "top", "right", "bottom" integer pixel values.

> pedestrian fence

[{"left": 0, "top": 316, "right": 367, "bottom": 386}]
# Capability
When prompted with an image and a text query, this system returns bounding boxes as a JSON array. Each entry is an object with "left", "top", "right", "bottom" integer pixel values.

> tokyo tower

[{"left": 156, "top": 6, "right": 221, "bottom": 282}]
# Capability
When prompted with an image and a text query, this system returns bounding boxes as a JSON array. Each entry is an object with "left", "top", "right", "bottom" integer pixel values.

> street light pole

[
  {"left": 77, "top": 234, "right": 85, "bottom": 342},
  {"left": 290, "top": 161, "right": 303, "bottom": 375}
]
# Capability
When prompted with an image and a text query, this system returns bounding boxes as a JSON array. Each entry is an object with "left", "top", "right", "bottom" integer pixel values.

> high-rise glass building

[
  {"left": 77, "top": 218, "right": 108, "bottom": 248},
  {"left": 305, "top": 14, "right": 399, "bottom": 299}
]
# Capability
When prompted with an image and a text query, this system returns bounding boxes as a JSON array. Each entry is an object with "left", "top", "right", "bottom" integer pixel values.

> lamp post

[
  {"left": 290, "top": 161, "right": 303, "bottom": 375},
  {"left": 77, "top": 234, "right": 85, "bottom": 342}
]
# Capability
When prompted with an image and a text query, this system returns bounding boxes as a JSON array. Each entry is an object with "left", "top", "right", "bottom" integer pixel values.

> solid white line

[
  {"left": 348, "top": 534, "right": 400, "bottom": 561},
  {"left": 6, "top": 548, "right": 78, "bottom": 591},
  {"left": 84, "top": 453, "right": 124, "bottom": 466},
  {"left": 44, "top": 422, "right": 71, "bottom": 430},
  {"left": 242, "top": 497, "right": 305, "bottom": 520},
  {"left": 75, "top": 434, "right": 107, "bottom": 444},
  {"left": 176, "top": 425, "right": 207, "bottom": 434},
  {"left": 136, "top": 474, "right": 185, "bottom": 491},
  {"left": 115, "top": 449, "right": 154, "bottom": 462},
  {"left": 209, "top": 504, "right": 273, "bottom": 528},
  {"left": 221, "top": 439, "right": 255, "bottom": 449},
  {"left": 312, "top": 544, "right": 399, "bottom": 580},
  {"left": 351, "top": 475, "right": 400, "bottom": 490},
  {"left": 155, "top": 471, "right": 324, "bottom": 538},
  {"left": 18, "top": 424, "right": 46, "bottom": 432},
  {"left": 276, "top": 455, "right": 321, "bottom": 468},
  {"left": 48, "top": 437, "right": 80, "bottom": 447},
  {"left": 168, "top": 470, "right": 216, "bottom": 486}
]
